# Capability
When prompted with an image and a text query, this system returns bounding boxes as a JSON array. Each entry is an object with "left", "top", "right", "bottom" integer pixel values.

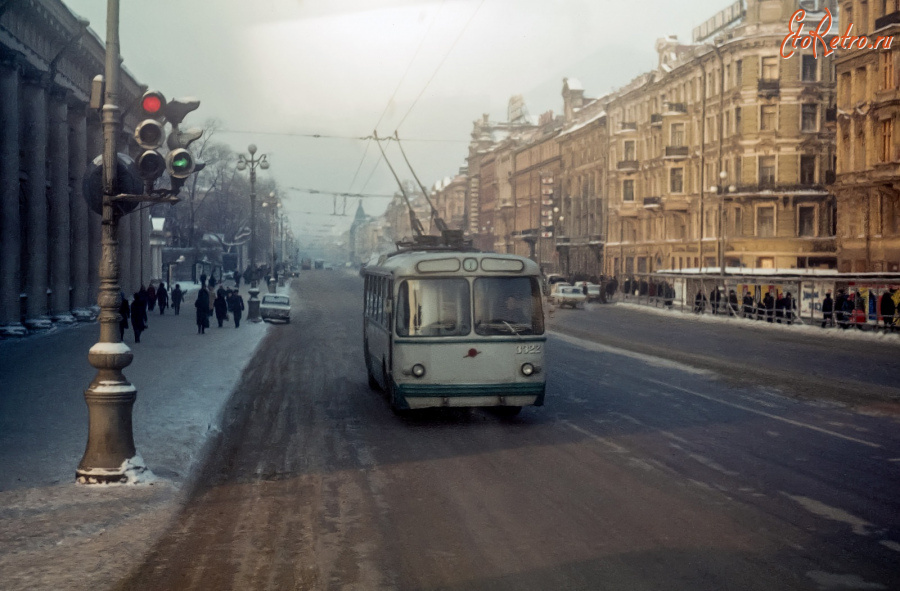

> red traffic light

[{"left": 140, "top": 91, "right": 166, "bottom": 118}]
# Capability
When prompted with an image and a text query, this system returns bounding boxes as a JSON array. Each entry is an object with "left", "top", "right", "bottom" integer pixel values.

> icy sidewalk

[{"left": 0, "top": 284, "right": 273, "bottom": 591}]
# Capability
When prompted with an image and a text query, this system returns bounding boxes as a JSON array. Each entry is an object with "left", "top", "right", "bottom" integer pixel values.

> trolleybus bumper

[{"left": 393, "top": 382, "right": 545, "bottom": 410}]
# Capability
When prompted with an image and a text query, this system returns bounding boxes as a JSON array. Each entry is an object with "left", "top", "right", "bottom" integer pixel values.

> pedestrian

[
  {"left": 694, "top": 290, "right": 706, "bottom": 313},
  {"left": 214, "top": 291, "right": 229, "bottom": 327},
  {"left": 171, "top": 284, "right": 183, "bottom": 315},
  {"left": 156, "top": 281, "right": 169, "bottom": 315},
  {"left": 775, "top": 292, "right": 786, "bottom": 323},
  {"left": 880, "top": 288, "right": 896, "bottom": 330},
  {"left": 146, "top": 283, "right": 156, "bottom": 312},
  {"left": 234, "top": 270, "right": 242, "bottom": 288},
  {"left": 581, "top": 281, "right": 588, "bottom": 296},
  {"left": 821, "top": 290, "right": 834, "bottom": 328},
  {"left": 835, "top": 288, "right": 849, "bottom": 328},
  {"left": 783, "top": 292, "right": 795, "bottom": 325},
  {"left": 742, "top": 291, "right": 754, "bottom": 318},
  {"left": 195, "top": 285, "right": 210, "bottom": 334},
  {"left": 762, "top": 291, "right": 775, "bottom": 322},
  {"left": 131, "top": 291, "right": 147, "bottom": 342},
  {"left": 727, "top": 290, "right": 738, "bottom": 316},
  {"left": 228, "top": 289, "right": 245, "bottom": 328},
  {"left": 118, "top": 291, "right": 130, "bottom": 340},
  {"left": 207, "top": 277, "right": 216, "bottom": 318}
]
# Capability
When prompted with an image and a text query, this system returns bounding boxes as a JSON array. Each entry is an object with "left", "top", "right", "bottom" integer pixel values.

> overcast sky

[{"left": 63, "top": 0, "right": 732, "bottom": 239}]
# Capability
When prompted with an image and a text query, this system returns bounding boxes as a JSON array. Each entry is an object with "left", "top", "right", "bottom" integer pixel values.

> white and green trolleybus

[{"left": 363, "top": 247, "right": 546, "bottom": 415}]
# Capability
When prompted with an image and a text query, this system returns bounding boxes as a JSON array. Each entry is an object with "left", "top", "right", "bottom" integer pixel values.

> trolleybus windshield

[
  {"left": 474, "top": 277, "right": 544, "bottom": 336},
  {"left": 396, "top": 278, "right": 471, "bottom": 337}
]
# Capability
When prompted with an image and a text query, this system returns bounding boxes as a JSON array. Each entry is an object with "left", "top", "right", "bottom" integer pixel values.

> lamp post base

[{"left": 248, "top": 286, "right": 261, "bottom": 322}]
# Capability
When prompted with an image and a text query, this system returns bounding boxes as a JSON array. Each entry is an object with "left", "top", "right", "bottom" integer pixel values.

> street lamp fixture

[{"left": 236, "top": 144, "right": 269, "bottom": 285}]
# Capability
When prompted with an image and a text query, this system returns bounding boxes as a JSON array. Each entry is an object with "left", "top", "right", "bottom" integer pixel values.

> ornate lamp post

[
  {"left": 710, "top": 169, "right": 736, "bottom": 311},
  {"left": 261, "top": 192, "right": 282, "bottom": 291},
  {"left": 235, "top": 144, "right": 269, "bottom": 285}
]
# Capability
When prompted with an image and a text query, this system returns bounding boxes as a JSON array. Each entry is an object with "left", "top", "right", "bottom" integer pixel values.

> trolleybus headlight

[
  {"left": 520, "top": 363, "right": 535, "bottom": 376},
  {"left": 412, "top": 363, "right": 426, "bottom": 378}
]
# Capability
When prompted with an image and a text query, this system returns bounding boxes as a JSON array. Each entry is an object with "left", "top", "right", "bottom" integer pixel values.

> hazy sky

[{"left": 63, "top": 0, "right": 732, "bottom": 238}]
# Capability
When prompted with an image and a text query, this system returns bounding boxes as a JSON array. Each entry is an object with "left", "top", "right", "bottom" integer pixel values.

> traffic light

[
  {"left": 163, "top": 98, "right": 205, "bottom": 192},
  {"left": 134, "top": 90, "right": 167, "bottom": 183}
]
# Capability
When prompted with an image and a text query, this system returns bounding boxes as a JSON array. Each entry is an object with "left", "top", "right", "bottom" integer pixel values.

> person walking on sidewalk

[
  {"left": 207, "top": 277, "right": 216, "bottom": 319},
  {"left": 118, "top": 291, "right": 130, "bottom": 340},
  {"left": 234, "top": 270, "right": 242, "bottom": 288},
  {"left": 171, "top": 284, "right": 183, "bottom": 315},
  {"left": 195, "top": 286, "right": 210, "bottom": 334},
  {"left": 821, "top": 290, "right": 834, "bottom": 328},
  {"left": 214, "top": 291, "right": 229, "bottom": 328},
  {"left": 131, "top": 291, "right": 148, "bottom": 343},
  {"left": 147, "top": 283, "right": 157, "bottom": 312},
  {"left": 156, "top": 281, "right": 169, "bottom": 315},
  {"left": 228, "top": 289, "right": 245, "bottom": 328}
]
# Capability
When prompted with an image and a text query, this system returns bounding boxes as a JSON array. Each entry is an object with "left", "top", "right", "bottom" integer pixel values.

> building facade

[
  {"left": 833, "top": 0, "right": 900, "bottom": 272},
  {"left": 0, "top": 0, "right": 149, "bottom": 335},
  {"left": 605, "top": 0, "right": 838, "bottom": 280}
]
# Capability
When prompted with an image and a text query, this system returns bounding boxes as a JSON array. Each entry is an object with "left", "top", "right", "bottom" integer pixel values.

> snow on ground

[
  {"left": 0, "top": 283, "right": 277, "bottom": 591},
  {"left": 598, "top": 300, "right": 900, "bottom": 345}
]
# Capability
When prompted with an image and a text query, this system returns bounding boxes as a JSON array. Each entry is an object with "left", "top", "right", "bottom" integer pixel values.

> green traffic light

[{"left": 172, "top": 155, "right": 190, "bottom": 170}]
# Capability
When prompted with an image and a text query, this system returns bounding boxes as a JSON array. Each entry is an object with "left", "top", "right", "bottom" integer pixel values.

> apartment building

[
  {"left": 833, "top": 0, "right": 900, "bottom": 272},
  {"left": 605, "top": 0, "right": 838, "bottom": 278}
]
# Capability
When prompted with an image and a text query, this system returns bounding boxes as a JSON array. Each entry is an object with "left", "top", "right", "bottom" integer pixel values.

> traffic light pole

[{"left": 77, "top": 0, "right": 142, "bottom": 484}]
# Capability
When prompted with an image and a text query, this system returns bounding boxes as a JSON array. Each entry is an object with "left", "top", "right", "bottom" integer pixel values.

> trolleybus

[{"left": 363, "top": 249, "right": 546, "bottom": 414}]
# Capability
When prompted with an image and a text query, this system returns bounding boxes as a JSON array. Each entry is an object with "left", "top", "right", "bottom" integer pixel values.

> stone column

[
  {"left": 86, "top": 114, "right": 102, "bottom": 306},
  {"left": 118, "top": 201, "right": 132, "bottom": 296},
  {"left": 0, "top": 62, "right": 24, "bottom": 336},
  {"left": 69, "top": 104, "right": 90, "bottom": 316},
  {"left": 141, "top": 211, "right": 151, "bottom": 286},
  {"left": 131, "top": 209, "right": 142, "bottom": 292},
  {"left": 22, "top": 78, "right": 50, "bottom": 330},
  {"left": 48, "top": 91, "right": 74, "bottom": 323}
]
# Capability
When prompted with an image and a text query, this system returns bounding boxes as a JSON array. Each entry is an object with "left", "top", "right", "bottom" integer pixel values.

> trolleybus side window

[
  {"left": 396, "top": 278, "right": 471, "bottom": 337},
  {"left": 474, "top": 276, "right": 544, "bottom": 336}
]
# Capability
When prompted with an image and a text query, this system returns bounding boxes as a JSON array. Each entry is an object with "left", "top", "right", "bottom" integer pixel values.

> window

[
  {"left": 733, "top": 206, "right": 743, "bottom": 236},
  {"left": 761, "top": 56, "right": 779, "bottom": 80},
  {"left": 757, "top": 206, "right": 776, "bottom": 237},
  {"left": 735, "top": 156, "right": 742, "bottom": 185},
  {"left": 735, "top": 106, "right": 742, "bottom": 133},
  {"left": 474, "top": 277, "right": 544, "bottom": 336},
  {"left": 760, "top": 105, "right": 777, "bottom": 131},
  {"left": 670, "top": 123, "right": 685, "bottom": 146},
  {"left": 802, "top": 104, "right": 818, "bottom": 131},
  {"left": 798, "top": 205, "right": 816, "bottom": 237},
  {"left": 802, "top": 55, "right": 817, "bottom": 82},
  {"left": 759, "top": 155, "right": 776, "bottom": 187},
  {"left": 623, "top": 179, "right": 634, "bottom": 202},
  {"left": 881, "top": 118, "right": 893, "bottom": 162},
  {"left": 801, "top": 154, "right": 816, "bottom": 184},
  {"left": 623, "top": 140, "right": 635, "bottom": 160},
  {"left": 735, "top": 60, "right": 742, "bottom": 86},
  {"left": 396, "top": 278, "right": 471, "bottom": 337},
  {"left": 670, "top": 168, "right": 684, "bottom": 193},
  {"left": 882, "top": 51, "right": 895, "bottom": 90}
]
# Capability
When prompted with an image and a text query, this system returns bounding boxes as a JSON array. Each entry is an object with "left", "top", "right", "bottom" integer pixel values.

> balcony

[
  {"left": 875, "top": 10, "right": 900, "bottom": 30},
  {"left": 650, "top": 113, "right": 663, "bottom": 126},
  {"left": 665, "top": 145, "right": 689, "bottom": 159},
  {"left": 758, "top": 78, "right": 780, "bottom": 97},
  {"left": 618, "top": 121, "right": 637, "bottom": 133},
  {"left": 642, "top": 196, "right": 661, "bottom": 208},
  {"left": 617, "top": 160, "right": 639, "bottom": 171},
  {"left": 664, "top": 102, "right": 687, "bottom": 114}
]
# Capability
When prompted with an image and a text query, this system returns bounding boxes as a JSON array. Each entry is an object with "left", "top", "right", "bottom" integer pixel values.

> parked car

[
  {"left": 259, "top": 294, "right": 291, "bottom": 323},
  {"left": 584, "top": 282, "right": 603, "bottom": 303},
  {"left": 550, "top": 285, "right": 586, "bottom": 309}
]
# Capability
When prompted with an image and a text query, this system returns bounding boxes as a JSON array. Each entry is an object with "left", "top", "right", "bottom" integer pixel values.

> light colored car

[
  {"left": 584, "top": 282, "right": 602, "bottom": 303},
  {"left": 551, "top": 285, "right": 586, "bottom": 309},
  {"left": 259, "top": 294, "right": 291, "bottom": 323}
]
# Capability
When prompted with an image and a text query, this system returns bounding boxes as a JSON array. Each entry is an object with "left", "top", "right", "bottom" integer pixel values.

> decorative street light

[
  {"left": 235, "top": 144, "right": 269, "bottom": 285},
  {"left": 261, "top": 191, "right": 282, "bottom": 287}
]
